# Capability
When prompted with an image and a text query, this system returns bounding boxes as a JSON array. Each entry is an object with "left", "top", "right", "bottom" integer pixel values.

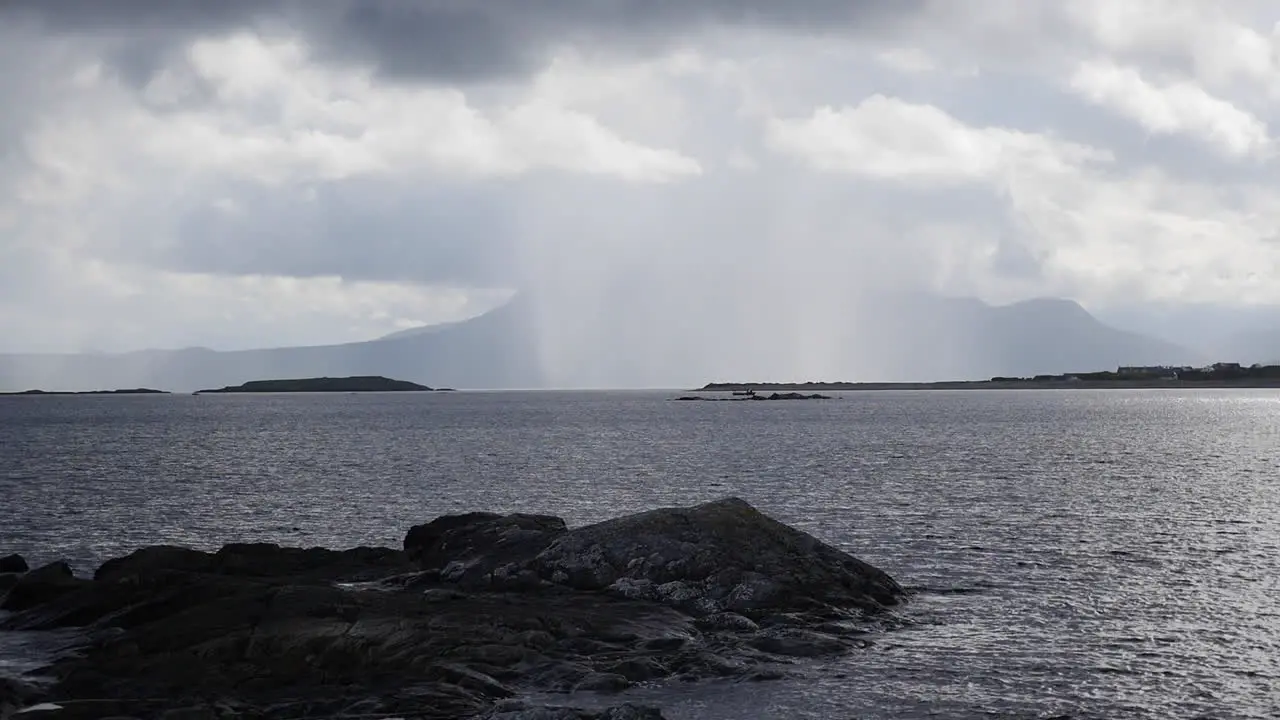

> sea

[{"left": 1, "top": 389, "right": 1278, "bottom": 719}]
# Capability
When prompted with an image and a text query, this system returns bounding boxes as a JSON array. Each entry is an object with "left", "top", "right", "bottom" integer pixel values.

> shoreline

[{"left": 696, "top": 379, "right": 1280, "bottom": 392}]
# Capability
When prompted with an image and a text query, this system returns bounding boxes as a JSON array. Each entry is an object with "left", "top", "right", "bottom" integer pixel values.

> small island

[
  {"left": 674, "top": 391, "right": 833, "bottom": 401},
  {"left": 0, "top": 388, "right": 169, "bottom": 396},
  {"left": 195, "top": 376, "right": 435, "bottom": 394}
]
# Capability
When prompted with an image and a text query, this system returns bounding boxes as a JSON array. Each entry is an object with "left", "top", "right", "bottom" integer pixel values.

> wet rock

[
  {"left": 599, "top": 706, "right": 667, "bottom": 720},
  {"left": 158, "top": 708, "right": 219, "bottom": 720},
  {"left": 747, "top": 668, "right": 788, "bottom": 681},
  {"left": 428, "top": 663, "right": 515, "bottom": 699},
  {"left": 484, "top": 703, "right": 666, "bottom": 720},
  {"left": 404, "top": 512, "right": 567, "bottom": 589},
  {"left": 534, "top": 497, "right": 904, "bottom": 616},
  {"left": 604, "top": 657, "right": 668, "bottom": 682},
  {"left": 211, "top": 543, "right": 410, "bottom": 581},
  {"left": 421, "top": 587, "right": 470, "bottom": 603},
  {"left": 748, "top": 627, "right": 847, "bottom": 657},
  {"left": 0, "top": 497, "right": 902, "bottom": 719},
  {"left": 1, "top": 561, "right": 88, "bottom": 612},
  {"left": 0, "top": 676, "right": 41, "bottom": 716},
  {"left": 94, "top": 543, "right": 410, "bottom": 585},
  {"left": 0, "top": 572, "right": 21, "bottom": 594},
  {"left": 0, "top": 553, "right": 28, "bottom": 574},
  {"left": 676, "top": 651, "right": 753, "bottom": 679},
  {"left": 695, "top": 611, "right": 760, "bottom": 633},
  {"left": 94, "top": 545, "right": 212, "bottom": 582},
  {"left": 573, "top": 672, "right": 632, "bottom": 693}
]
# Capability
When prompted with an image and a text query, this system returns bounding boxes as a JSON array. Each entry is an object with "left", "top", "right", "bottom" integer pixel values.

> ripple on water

[{"left": 2, "top": 389, "right": 1280, "bottom": 718}]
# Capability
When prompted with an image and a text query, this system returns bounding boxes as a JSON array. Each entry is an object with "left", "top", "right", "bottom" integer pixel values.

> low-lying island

[
  {"left": 0, "top": 498, "right": 905, "bottom": 719},
  {"left": 195, "top": 376, "right": 438, "bottom": 394}
]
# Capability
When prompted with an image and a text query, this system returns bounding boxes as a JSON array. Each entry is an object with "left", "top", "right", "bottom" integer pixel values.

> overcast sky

[{"left": 2, "top": 0, "right": 1279, "bottom": 354}]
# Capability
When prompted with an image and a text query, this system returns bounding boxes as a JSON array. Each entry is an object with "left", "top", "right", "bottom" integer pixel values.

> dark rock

[
  {"left": 573, "top": 672, "right": 631, "bottom": 693},
  {"left": 0, "top": 498, "right": 902, "bottom": 719},
  {"left": 421, "top": 587, "right": 470, "bottom": 603},
  {"left": 535, "top": 497, "right": 904, "bottom": 616},
  {"left": 484, "top": 703, "right": 666, "bottom": 720},
  {"left": 0, "top": 572, "right": 21, "bottom": 594},
  {"left": 0, "top": 676, "right": 41, "bottom": 716},
  {"left": 95, "top": 543, "right": 411, "bottom": 585},
  {"left": 695, "top": 611, "right": 760, "bottom": 633},
  {"left": 748, "top": 627, "right": 847, "bottom": 657},
  {"left": 404, "top": 511, "right": 567, "bottom": 589},
  {"left": 600, "top": 706, "right": 667, "bottom": 720},
  {"left": 159, "top": 708, "right": 219, "bottom": 720},
  {"left": 211, "top": 543, "right": 410, "bottom": 581},
  {"left": 0, "top": 553, "right": 28, "bottom": 574},
  {"left": 604, "top": 657, "right": 668, "bottom": 682},
  {"left": 1, "top": 561, "right": 88, "bottom": 611},
  {"left": 94, "top": 546, "right": 212, "bottom": 582},
  {"left": 759, "top": 392, "right": 832, "bottom": 400}
]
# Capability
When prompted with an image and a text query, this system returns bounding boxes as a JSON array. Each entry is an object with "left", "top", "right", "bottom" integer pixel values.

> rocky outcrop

[
  {"left": 0, "top": 676, "right": 40, "bottom": 718},
  {"left": 532, "top": 498, "right": 902, "bottom": 617},
  {"left": 1, "top": 561, "right": 89, "bottom": 612},
  {"left": 404, "top": 512, "right": 567, "bottom": 589},
  {"left": 94, "top": 542, "right": 410, "bottom": 583},
  {"left": 0, "top": 498, "right": 905, "bottom": 719},
  {"left": 673, "top": 393, "right": 833, "bottom": 401}
]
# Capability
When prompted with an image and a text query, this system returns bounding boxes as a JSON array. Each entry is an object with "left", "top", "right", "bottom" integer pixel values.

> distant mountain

[
  {"left": 838, "top": 295, "right": 1201, "bottom": 382},
  {"left": 0, "top": 294, "right": 1197, "bottom": 391},
  {"left": 0, "top": 299, "right": 542, "bottom": 393},
  {"left": 1094, "top": 302, "right": 1280, "bottom": 365}
]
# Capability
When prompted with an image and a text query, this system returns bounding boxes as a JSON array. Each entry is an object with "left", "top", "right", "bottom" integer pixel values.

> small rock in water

[{"left": 0, "top": 554, "right": 28, "bottom": 574}]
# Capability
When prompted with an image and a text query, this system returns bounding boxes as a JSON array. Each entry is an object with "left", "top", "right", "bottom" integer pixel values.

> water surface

[{"left": 2, "top": 390, "right": 1278, "bottom": 718}]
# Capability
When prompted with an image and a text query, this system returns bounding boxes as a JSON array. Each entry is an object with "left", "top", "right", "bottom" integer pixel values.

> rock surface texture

[{"left": 0, "top": 498, "right": 906, "bottom": 719}]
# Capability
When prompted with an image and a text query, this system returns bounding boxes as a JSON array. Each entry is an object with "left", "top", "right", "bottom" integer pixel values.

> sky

[{"left": 2, "top": 0, "right": 1279, "bottom": 363}]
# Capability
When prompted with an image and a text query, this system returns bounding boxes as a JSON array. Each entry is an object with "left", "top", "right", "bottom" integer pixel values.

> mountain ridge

[{"left": 0, "top": 294, "right": 1198, "bottom": 392}]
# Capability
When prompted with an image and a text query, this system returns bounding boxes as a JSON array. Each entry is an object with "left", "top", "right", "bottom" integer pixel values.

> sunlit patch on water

[{"left": 3, "top": 389, "right": 1280, "bottom": 718}]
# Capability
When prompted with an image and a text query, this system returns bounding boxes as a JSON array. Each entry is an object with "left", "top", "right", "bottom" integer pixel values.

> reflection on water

[{"left": 2, "top": 389, "right": 1279, "bottom": 718}]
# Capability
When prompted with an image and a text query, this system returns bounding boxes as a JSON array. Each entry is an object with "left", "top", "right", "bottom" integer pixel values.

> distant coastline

[
  {"left": 194, "top": 376, "right": 435, "bottom": 394},
  {"left": 0, "top": 388, "right": 168, "bottom": 396},
  {"left": 699, "top": 362, "right": 1280, "bottom": 392}
]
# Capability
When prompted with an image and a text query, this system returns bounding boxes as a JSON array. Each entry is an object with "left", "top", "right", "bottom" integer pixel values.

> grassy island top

[{"left": 195, "top": 376, "right": 434, "bottom": 394}]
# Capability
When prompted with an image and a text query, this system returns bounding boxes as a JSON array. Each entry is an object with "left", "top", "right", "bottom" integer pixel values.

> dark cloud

[
  {"left": 0, "top": 0, "right": 262, "bottom": 31},
  {"left": 2, "top": 0, "right": 925, "bottom": 83},
  {"left": 158, "top": 181, "right": 520, "bottom": 285}
]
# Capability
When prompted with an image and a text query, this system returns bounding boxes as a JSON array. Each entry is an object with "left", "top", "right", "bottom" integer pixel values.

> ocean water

[{"left": 2, "top": 389, "right": 1279, "bottom": 719}]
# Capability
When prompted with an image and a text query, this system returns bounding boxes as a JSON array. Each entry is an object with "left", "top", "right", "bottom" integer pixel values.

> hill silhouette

[{"left": 0, "top": 294, "right": 1197, "bottom": 391}]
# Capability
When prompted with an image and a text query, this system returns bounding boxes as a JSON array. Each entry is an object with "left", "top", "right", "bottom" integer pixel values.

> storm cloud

[
  {"left": 2, "top": 0, "right": 1280, "bottom": 380},
  {"left": 4, "top": 0, "right": 926, "bottom": 83}
]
